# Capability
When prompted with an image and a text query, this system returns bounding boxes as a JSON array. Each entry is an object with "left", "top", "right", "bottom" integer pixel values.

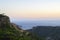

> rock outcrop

[{"left": 0, "top": 14, "right": 10, "bottom": 29}]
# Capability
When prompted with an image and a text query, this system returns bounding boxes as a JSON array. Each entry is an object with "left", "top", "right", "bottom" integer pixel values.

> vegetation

[
  {"left": 28, "top": 26, "right": 60, "bottom": 40},
  {"left": 0, "top": 14, "right": 36, "bottom": 40}
]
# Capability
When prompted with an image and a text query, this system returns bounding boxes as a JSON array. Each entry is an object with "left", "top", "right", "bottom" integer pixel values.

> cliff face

[
  {"left": 0, "top": 14, "right": 34, "bottom": 40},
  {"left": 0, "top": 14, "right": 10, "bottom": 29}
]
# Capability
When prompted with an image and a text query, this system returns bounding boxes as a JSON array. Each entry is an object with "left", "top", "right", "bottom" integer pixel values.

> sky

[{"left": 0, "top": 0, "right": 60, "bottom": 19}]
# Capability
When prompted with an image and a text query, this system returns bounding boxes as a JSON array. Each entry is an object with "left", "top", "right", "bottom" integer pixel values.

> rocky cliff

[{"left": 0, "top": 14, "right": 35, "bottom": 40}]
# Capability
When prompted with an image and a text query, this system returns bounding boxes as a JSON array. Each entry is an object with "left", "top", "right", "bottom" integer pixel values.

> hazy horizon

[{"left": 10, "top": 18, "right": 60, "bottom": 30}]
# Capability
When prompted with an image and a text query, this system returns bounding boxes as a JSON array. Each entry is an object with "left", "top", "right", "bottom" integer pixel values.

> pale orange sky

[{"left": 0, "top": 0, "right": 60, "bottom": 19}]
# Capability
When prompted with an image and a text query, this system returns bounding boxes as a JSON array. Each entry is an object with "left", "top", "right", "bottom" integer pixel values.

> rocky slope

[{"left": 0, "top": 14, "right": 36, "bottom": 40}]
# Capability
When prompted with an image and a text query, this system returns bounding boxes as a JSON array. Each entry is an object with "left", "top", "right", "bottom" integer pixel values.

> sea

[{"left": 10, "top": 19, "right": 60, "bottom": 30}]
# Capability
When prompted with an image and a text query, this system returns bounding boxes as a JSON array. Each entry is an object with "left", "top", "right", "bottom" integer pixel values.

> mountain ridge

[{"left": 27, "top": 26, "right": 60, "bottom": 40}]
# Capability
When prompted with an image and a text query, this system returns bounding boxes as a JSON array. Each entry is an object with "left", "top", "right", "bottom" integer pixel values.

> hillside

[
  {"left": 0, "top": 14, "right": 37, "bottom": 40},
  {"left": 27, "top": 26, "right": 60, "bottom": 40}
]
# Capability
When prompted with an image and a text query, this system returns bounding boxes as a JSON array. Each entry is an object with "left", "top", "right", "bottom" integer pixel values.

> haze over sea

[{"left": 11, "top": 18, "right": 60, "bottom": 30}]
